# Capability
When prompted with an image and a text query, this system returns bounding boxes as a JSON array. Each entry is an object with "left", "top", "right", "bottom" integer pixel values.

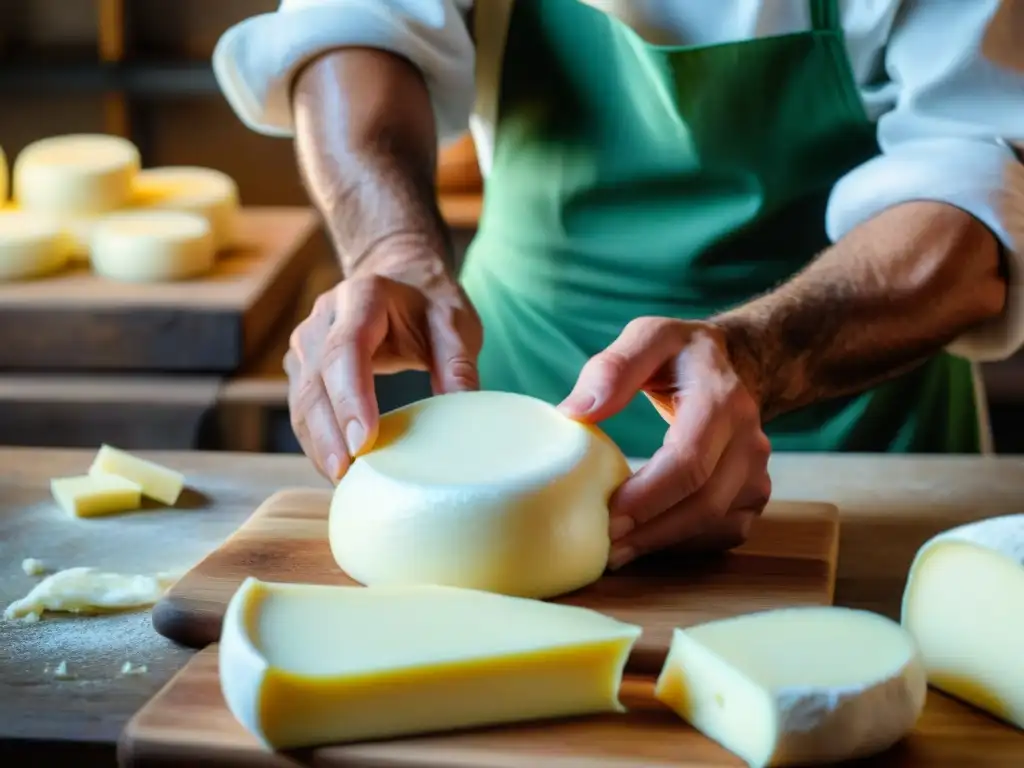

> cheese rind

[
  {"left": 89, "top": 444, "right": 185, "bottom": 505},
  {"left": 0, "top": 210, "right": 69, "bottom": 280},
  {"left": 329, "top": 391, "right": 631, "bottom": 599},
  {"left": 219, "top": 578, "right": 642, "bottom": 750},
  {"left": 51, "top": 473, "right": 142, "bottom": 518},
  {"left": 132, "top": 166, "right": 239, "bottom": 249},
  {"left": 90, "top": 210, "right": 216, "bottom": 282},
  {"left": 901, "top": 515, "right": 1024, "bottom": 729},
  {"left": 14, "top": 134, "right": 140, "bottom": 214},
  {"left": 655, "top": 607, "right": 926, "bottom": 767}
]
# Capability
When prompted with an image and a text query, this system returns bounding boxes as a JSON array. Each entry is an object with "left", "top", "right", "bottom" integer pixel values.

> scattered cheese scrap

[
  {"left": 89, "top": 444, "right": 185, "bottom": 506},
  {"left": 220, "top": 578, "right": 641, "bottom": 750},
  {"left": 3, "top": 567, "right": 178, "bottom": 621},
  {"left": 51, "top": 473, "right": 142, "bottom": 518},
  {"left": 52, "top": 660, "right": 74, "bottom": 679},
  {"left": 21, "top": 557, "right": 46, "bottom": 576},
  {"left": 121, "top": 661, "right": 148, "bottom": 676},
  {"left": 902, "top": 514, "right": 1024, "bottom": 729}
]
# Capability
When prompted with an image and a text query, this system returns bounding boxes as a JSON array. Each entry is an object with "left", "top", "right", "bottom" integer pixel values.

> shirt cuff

[
  {"left": 826, "top": 138, "right": 1024, "bottom": 362},
  {"left": 212, "top": 1, "right": 475, "bottom": 143}
]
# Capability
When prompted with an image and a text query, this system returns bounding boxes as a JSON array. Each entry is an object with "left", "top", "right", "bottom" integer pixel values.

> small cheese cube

[
  {"left": 219, "top": 578, "right": 642, "bottom": 750},
  {"left": 901, "top": 515, "right": 1024, "bottom": 729},
  {"left": 51, "top": 474, "right": 142, "bottom": 518},
  {"left": 655, "top": 607, "right": 926, "bottom": 767},
  {"left": 89, "top": 444, "right": 184, "bottom": 505}
]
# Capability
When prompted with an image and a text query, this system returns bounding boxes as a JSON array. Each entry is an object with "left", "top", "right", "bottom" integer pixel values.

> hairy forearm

[
  {"left": 291, "top": 48, "right": 451, "bottom": 277},
  {"left": 714, "top": 202, "right": 1007, "bottom": 421}
]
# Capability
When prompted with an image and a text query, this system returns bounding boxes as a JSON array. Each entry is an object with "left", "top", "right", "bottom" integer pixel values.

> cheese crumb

[{"left": 21, "top": 558, "right": 46, "bottom": 576}]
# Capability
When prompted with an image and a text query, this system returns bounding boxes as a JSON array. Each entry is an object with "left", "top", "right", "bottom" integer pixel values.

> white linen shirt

[{"left": 213, "top": 0, "right": 1024, "bottom": 362}]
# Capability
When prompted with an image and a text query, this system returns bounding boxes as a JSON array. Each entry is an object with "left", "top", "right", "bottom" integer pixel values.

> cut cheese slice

[
  {"left": 219, "top": 578, "right": 642, "bottom": 749},
  {"left": 3, "top": 567, "right": 177, "bottom": 622},
  {"left": 0, "top": 210, "right": 69, "bottom": 280},
  {"left": 655, "top": 607, "right": 926, "bottom": 767},
  {"left": 51, "top": 473, "right": 142, "bottom": 518},
  {"left": 14, "top": 134, "right": 140, "bottom": 215},
  {"left": 901, "top": 515, "right": 1024, "bottom": 729},
  {"left": 89, "top": 444, "right": 185, "bottom": 505},
  {"left": 132, "top": 166, "right": 239, "bottom": 249},
  {"left": 90, "top": 210, "right": 216, "bottom": 282},
  {"left": 329, "top": 391, "right": 631, "bottom": 599}
]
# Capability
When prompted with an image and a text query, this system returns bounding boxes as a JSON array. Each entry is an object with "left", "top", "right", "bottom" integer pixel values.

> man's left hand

[{"left": 558, "top": 317, "right": 772, "bottom": 569}]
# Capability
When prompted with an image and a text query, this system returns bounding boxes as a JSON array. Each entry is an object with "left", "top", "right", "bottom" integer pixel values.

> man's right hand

[{"left": 284, "top": 251, "right": 483, "bottom": 483}]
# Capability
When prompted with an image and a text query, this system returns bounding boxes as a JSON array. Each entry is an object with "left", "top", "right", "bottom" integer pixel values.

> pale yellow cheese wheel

[
  {"left": 0, "top": 210, "right": 69, "bottom": 281},
  {"left": 132, "top": 166, "right": 239, "bottom": 250},
  {"left": 14, "top": 134, "right": 140, "bottom": 215},
  {"left": 90, "top": 210, "right": 216, "bottom": 282}
]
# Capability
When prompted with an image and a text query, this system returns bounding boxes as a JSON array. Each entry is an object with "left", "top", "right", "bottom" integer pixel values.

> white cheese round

[
  {"left": 656, "top": 606, "right": 927, "bottom": 767},
  {"left": 901, "top": 514, "right": 1024, "bottom": 729},
  {"left": 90, "top": 210, "right": 216, "bottom": 282},
  {"left": 329, "top": 391, "right": 631, "bottom": 599},
  {"left": 14, "top": 134, "right": 140, "bottom": 215},
  {"left": 132, "top": 166, "right": 240, "bottom": 249},
  {"left": 0, "top": 210, "right": 69, "bottom": 281}
]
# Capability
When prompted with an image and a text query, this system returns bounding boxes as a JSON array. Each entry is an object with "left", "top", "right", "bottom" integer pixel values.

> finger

[
  {"left": 289, "top": 376, "right": 350, "bottom": 483},
  {"left": 610, "top": 436, "right": 749, "bottom": 568},
  {"left": 608, "top": 388, "right": 732, "bottom": 534},
  {"left": 558, "top": 318, "right": 681, "bottom": 422},
  {"left": 321, "top": 282, "right": 389, "bottom": 457},
  {"left": 427, "top": 305, "right": 481, "bottom": 394}
]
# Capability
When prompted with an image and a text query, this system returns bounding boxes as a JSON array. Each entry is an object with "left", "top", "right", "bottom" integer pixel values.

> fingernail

[
  {"left": 558, "top": 391, "right": 596, "bottom": 416},
  {"left": 326, "top": 453, "right": 341, "bottom": 480},
  {"left": 345, "top": 421, "right": 366, "bottom": 456},
  {"left": 609, "top": 515, "right": 634, "bottom": 541},
  {"left": 609, "top": 545, "right": 636, "bottom": 571}
]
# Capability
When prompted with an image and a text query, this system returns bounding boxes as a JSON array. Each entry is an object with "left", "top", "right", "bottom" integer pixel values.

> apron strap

[{"left": 809, "top": 0, "right": 843, "bottom": 33}]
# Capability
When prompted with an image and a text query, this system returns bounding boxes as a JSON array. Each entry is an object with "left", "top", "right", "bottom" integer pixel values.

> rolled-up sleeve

[
  {"left": 212, "top": 0, "right": 476, "bottom": 143},
  {"left": 825, "top": 0, "right": 1024, "bottom": 362}
]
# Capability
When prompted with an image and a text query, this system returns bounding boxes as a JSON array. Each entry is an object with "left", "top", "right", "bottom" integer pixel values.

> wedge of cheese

[
  {"left": 0, "top": 209, "right": 68, "bottom": 281},
  {"left": 902, "top": 515, "right": 1024, "bottom": 729},
  {"left": 89, "top": 444, "right": 185, "bottom": 506},
  {"left": 655, "top": 607, "right": 926, "bottom": 767},
  {"left": 14, "top": 134, "right": 140, "bottom": 214},
  {"left": 219, "top": 578, "right": 642, "bottom": 750},
  {"left": 90, "top": 210, "right": 216, "bottom": 282},
  {"left": 330, "top": 391, "right": 631, "bottom": 599},
  {"left": 132, "top": 166, "right": 239, "bottom": 249},
  {"left": 51, "top": 474, "right": 142, "bottom": 518}
]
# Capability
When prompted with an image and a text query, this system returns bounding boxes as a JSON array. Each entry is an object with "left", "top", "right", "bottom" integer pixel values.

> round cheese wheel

[
  {"left": 90, "top": 210, "right": 216, "bottom": 282},
  {"left": 0, "top": 210, "right": 69, "bottom": 281},
  {"left": 132, "top": 166, "right": 239, "bottom": 250},
  {"left": 329, "top": 391, "right": 632, "bottom": 599},
  {"left": 14, "top": 134, "right": 140, "bottom": 215}
]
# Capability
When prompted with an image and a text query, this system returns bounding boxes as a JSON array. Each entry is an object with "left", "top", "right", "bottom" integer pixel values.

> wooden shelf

[{"left": 0, "top": 60, "right": 218, "bottom": 96}]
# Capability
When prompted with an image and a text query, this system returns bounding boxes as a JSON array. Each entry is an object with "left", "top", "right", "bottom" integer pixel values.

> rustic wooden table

[{"left": 2, "top": 449, "right": 1022, "bottom": 765}]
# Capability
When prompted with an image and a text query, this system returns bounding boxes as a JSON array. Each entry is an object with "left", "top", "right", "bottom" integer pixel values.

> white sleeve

[
  {"left": 212, "top": 0, "right": 476, "bottom": 144},
  {"left": 825, "top": 0, "right": 1024, "bottom": 362}
]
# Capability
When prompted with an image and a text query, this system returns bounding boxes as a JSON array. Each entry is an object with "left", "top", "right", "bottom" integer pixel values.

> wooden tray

[
  {"left": 152, "top": 488, "right": 840, "bottom": 674},
  {"left": 0, "top": 207, "right": 318, "bottom": 373},
  {"left": 118, "top": 645, "right": 1024, "bottom": 768}
]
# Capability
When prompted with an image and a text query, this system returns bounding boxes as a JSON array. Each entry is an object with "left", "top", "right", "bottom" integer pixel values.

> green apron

[{"left": 460, "top": 0, "right": 981, "bottom": 458}]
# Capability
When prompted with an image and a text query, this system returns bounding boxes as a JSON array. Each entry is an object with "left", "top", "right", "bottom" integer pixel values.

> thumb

[
  {"left": 559, "top": 318, "right": 681, "bottom": 422},
  {"left": 428, "top": 312, "right": 481, "bottom": 394}
]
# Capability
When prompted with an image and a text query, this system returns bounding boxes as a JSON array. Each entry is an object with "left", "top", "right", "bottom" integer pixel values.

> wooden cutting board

[
  {"left": 152, "top": 488, "right": 839, "bottom": 674},
  {"left": 119, "top": 645, "right": 1024, "bottom": 768},
  {"left": 0, "top": 207, "right": 318, "bottom": 373}
]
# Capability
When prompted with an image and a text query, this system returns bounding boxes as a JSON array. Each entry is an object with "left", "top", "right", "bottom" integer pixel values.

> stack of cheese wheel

[{"left": 2, "top": 133, "right": 239, "bottom": 283}]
